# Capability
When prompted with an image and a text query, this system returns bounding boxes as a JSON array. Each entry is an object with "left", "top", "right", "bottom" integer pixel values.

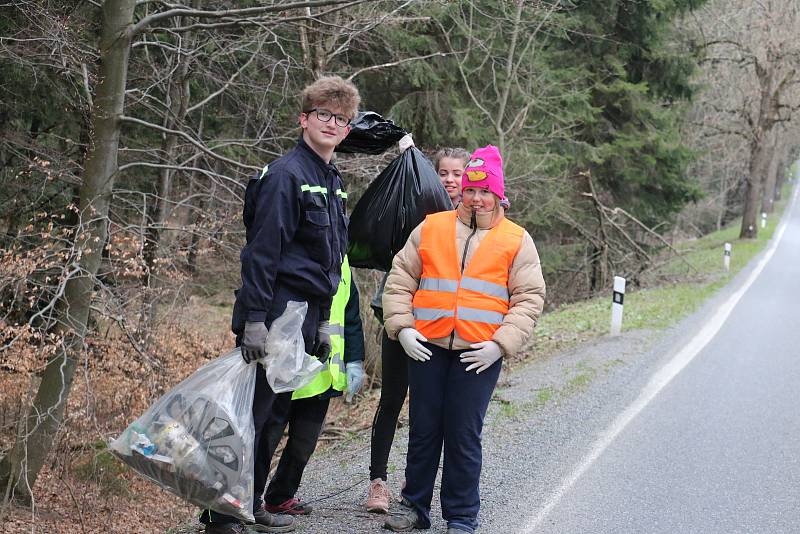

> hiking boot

[
  {"left": 383, "top": 500, "right": 425, "bottom": 532},
  {"left": 264, "top": 497, "right": 313, "bottom": 515},
  {"left": 204, "top": 523, "right": 249, "bottom": 534},
  {"left": 251, "top": 507, "right": 296, "bottom": 532},
  {"left": 366, "top": 477, "right": 391, "bottom": 513}
]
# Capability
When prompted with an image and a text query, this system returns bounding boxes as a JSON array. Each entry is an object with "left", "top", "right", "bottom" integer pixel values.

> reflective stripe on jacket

[
  {"left": 412, "top": 211, "right": 524, "bottom": 343},
  {"left": 292, "top": 255, "right": 351, "bottom": 399}
]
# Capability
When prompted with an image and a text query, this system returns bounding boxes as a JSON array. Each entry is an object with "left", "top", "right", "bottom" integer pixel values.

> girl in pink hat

[
  {"left": 366, "top": 147, "right": 471, "bottom": 513},
  {"left": 381, "top": 145, "right": 546, "bottom": 533}
]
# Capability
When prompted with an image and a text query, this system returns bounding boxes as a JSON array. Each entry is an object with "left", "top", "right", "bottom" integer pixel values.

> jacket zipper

[{"left": 450, "top": 210, "right": 478, "bottom": 350}]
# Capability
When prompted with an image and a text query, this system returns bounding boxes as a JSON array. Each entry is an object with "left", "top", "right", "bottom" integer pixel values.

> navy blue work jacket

[{"left": 232, "top": 137, "right": 349, "bottom": 334}]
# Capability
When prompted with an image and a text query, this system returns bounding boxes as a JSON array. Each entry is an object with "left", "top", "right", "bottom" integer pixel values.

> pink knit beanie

[{"left": 462, "top": 145, "right": 505, "bottom": 200}]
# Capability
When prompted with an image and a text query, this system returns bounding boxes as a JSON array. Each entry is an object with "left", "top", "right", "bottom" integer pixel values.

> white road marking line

[{"left": 519, "top": 185, "right": 799, "bottom": 533}]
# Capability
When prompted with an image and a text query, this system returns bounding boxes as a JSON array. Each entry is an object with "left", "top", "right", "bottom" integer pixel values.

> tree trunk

[
  {"left": 760, "top": 132, "right": 780, "bottom": 215},
  {"left": 142, "top": 21, "right": 194, "bottom": 288},
  {"left": 0, "top": 0, "right": 136, "bottom": 502},
  {"left": 740, "top": 138, "right": 770, "bottom": 239}
]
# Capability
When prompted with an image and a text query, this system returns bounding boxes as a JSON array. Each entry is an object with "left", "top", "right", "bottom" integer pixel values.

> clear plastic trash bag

[
  {"left": 109, "top": 351, "right": 257, "bottom": 522},
  {"left": 261, "top": 301, "right": 323, "bottom": 393}
]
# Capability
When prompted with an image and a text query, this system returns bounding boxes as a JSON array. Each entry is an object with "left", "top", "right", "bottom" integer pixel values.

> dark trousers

[
  {"left": 401, "top": 343, "right": 501, "bottom": 533},
  {"left": 369, "top": 330, "right": 409, "bottom": 481},
  {"left": 262, "top": 395, "right": 331, "bottom": 505},
  {"left": 202, "top": 287, "right": 320, "bottom": 525}
]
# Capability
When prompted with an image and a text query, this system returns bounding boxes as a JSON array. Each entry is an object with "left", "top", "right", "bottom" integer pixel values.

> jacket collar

[
  {"left": 456, "top": 202, "right": 504, "bottom": 230},
  {"left": 297, "top": 135, "right": 338, "bottom": 175}
]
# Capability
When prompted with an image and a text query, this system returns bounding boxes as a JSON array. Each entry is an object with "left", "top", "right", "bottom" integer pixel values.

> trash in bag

[
  {"left": 109, "top": 351, "right": 257, "bottom": 522},
  {"left": 260, "top": 301, "right": 323, "bottom": 393},
  {"left": 347, "top": 146, "right": 453, "bottom": 271},
  {"left": 335, "top": 111, "right": 408, "bottom": 155}
]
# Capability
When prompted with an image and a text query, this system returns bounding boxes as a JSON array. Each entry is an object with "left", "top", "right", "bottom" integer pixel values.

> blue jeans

[{"left": 401, "top": 343, "right": 502, "bottom": 533}]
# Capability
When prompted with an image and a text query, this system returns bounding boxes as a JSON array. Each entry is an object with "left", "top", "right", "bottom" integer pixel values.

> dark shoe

[
  {"left": 383, "top": 500, "right": 425, "bottom": 532},
  {"left": 264, "top": 497, "right": 313, "bottom": 515},
  {"left": 251, "top": 508, "right": 296, "bottom": 532},
  {"left": 204, "top": 523, "right": 249, "bottom": 534}
]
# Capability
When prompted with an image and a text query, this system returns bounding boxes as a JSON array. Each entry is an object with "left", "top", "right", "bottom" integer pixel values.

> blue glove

[{"left": 345, "top": 361, "right": 364, "bottom": 402}]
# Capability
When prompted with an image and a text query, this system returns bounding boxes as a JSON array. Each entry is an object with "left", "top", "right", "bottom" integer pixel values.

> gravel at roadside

[{"left": 211, "top": 326, "right": 668, "bottom": 534}]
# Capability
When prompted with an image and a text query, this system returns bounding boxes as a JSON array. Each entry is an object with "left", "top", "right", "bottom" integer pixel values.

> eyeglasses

[{"left": 305, "top": 108, "right": 351, "bottom": 128}]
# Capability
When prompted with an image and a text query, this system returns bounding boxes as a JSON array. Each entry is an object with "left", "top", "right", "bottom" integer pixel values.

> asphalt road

[
  {"left": 217, "top": 186, "right": 800, "bottom": 534},
  {"left": 522, "top": 186, "right": 800, "bottom": 534}
]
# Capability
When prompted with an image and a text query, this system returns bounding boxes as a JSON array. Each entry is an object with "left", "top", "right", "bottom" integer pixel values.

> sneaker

[
  {"left": 383, "top": 500, "right": 425, "bottom": 532},
  {"left": 366, "top": 477, "right": 391, "bottom": 513},
  {"left": 264, "top": 498, "right": 313, "bottom": 515},
  {"left": 250, "top": 507, "right": 296, "bottom": 533},
  {"left": 204, "top": 523, "right": 249, "bottom": 534}
]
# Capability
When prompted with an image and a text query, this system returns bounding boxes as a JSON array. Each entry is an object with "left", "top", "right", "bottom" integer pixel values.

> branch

[
  {"left": 117, "top": 161, "right": 243, "bottom": 187},
  {"left": 611, "top": 206, "right": 699, "bottom": 274},
  {"left": 347, "top": 52, "right": 452, "bottom": 81},
  {"left": 130, "top": 0, "right": 359, "bottom": 36},
  {"left": 155, "top": 0, "right": 366, "bottom": 33},
  {"left": 186, "top": 41, "right": 263, "bottom": 113},
  {"left": 119, "top": 115, "right": 260, "bottom": 172}
]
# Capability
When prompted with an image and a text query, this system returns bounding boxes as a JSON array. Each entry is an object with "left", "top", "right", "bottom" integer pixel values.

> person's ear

[{"left": 299, "top": 112, "right": 308, "bottom": 129}]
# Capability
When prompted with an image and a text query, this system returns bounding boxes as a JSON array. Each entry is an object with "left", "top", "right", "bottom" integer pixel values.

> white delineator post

[
  {"left": 610, "top": 276, "right": 626, "bottom": 336},
  {"left": 761, "top": 212, "right": 767, "bottom": 229},
  {"left": 724, "top": 242, "right": 731, "bottom": 271}
]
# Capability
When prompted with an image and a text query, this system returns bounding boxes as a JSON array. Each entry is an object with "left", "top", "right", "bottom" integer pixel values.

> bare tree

[
  {"left": 693, "top": 0, "right": 800, "bottom": 238},
  {"left": 0, "top": 0, "right": 369, "bottom": 503}
]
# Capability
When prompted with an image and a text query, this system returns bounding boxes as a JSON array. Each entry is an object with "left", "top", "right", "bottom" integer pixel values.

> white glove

[
  {"left": 345, "top": 361, "right": 364, "bottom": 403},
  {"left": 398, "top": 328, "right": 431, "bottom": 361},
  {"left": 459, "top": 340, "right": 502, "bottom": 374},
  {"left": 398, "top": 133, "right": 415, "bottom": 152}
]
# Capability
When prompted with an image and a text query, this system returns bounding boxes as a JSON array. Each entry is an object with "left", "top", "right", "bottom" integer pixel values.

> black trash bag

[
  {"left": 348, "top": 147, "right": 452, "bottom": 271},
  {"left": 335, "top": 111, "right": 408, "bottom": 155}
]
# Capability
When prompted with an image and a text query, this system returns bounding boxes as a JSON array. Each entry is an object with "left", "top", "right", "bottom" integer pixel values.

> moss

[{"left": 73, "top": 445, "right": 132, "bottom": 497}]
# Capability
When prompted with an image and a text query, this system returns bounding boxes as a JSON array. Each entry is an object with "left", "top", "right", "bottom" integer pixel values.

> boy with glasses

[{"left": 203, "top": 76, "right": 360, "bottom": 534}]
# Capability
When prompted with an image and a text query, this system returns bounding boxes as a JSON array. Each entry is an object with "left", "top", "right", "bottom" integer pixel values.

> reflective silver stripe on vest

[
  {"left": 413, "top": 308, "right": 455, "bottom": 321},
  {"left": 460, "top": 276, "right": 509, "bottom": 301},
  {"left": 457, "top": 306, "right": 504, "bottom": 325},
  {"left": 329, "top": 324, "right": 345, "bottom": 336},
  {"left": 418, "top": 278, "right": 459, "bottom": 293},
  {"left": 330, "top": 350, "right": 345, "bottom": 372}
]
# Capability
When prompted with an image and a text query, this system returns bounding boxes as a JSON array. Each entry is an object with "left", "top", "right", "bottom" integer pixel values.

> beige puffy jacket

[{"left": 383, "top": 203, "right": 546, "bottom": 356}]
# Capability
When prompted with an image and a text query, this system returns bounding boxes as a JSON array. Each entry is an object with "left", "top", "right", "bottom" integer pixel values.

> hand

[
  {"left": 314, "top": 320, "right": 332, "bottom": 363},
  {"left": 398, "top": 328, "right": 432, "bottom": 362},
  {"left": 345, "top": 361, "right": 364, "bottom": 403},
  {"left": 242, "top": 321, "right": 269, "bottom": 363},
  {"left": 459, "top": 340, "right": 502, "bottom": 374},
  {"left": 398, "top": 133, "right": 415, "bottom": 152}
]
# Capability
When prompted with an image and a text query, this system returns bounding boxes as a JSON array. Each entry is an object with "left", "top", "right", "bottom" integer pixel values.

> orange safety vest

[{"left": 412, "top": 211, "right": 524, "bottom": 342}]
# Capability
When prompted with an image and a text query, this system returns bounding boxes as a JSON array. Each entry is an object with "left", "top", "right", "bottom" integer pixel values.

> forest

[{"left": 1, "top": 0, "right": 798, "bottom": 531}]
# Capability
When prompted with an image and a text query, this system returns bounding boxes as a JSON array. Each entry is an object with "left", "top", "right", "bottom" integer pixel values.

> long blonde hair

[{"left": 433, "top": 147, "right": 470, "bottom": 171}]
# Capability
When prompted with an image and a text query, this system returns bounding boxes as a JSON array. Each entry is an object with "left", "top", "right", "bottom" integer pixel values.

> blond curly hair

[{"left": 301, "top": 76, "right": 361, "bottom": 119}]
